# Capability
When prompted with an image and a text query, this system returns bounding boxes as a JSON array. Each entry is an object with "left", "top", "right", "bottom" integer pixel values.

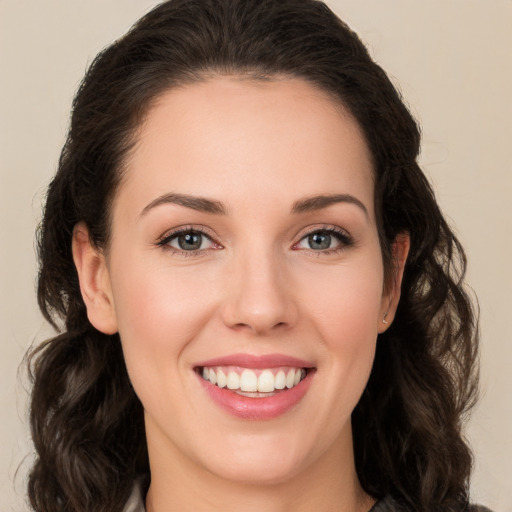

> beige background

[{"left": 1, "top": 1, "right": 511, "bottom": 510}]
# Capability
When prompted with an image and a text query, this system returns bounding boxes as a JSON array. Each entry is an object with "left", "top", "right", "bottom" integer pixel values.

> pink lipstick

[{"left": 195, "top": 353, "right": 315, "bottom": 420}]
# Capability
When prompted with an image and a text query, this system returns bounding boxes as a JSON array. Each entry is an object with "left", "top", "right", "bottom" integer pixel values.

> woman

[{"left": 28, "top": 0, "right": 489, "bottom": 511}]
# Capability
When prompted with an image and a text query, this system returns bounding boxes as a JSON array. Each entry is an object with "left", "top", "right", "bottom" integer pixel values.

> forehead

[{"left": 117, "top": 77, "right": 375, "bottom": 220}]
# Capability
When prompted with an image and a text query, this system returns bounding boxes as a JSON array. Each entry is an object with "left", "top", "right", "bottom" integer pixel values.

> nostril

[
  {"left": 219, "top": 279, "right": 298, "bottom": 334},
  {"left": 231, "top": 320, "right": 288, "bottom": 334}
]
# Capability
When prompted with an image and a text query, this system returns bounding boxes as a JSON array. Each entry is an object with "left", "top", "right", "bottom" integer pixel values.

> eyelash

[
  {"left": 156, "top": 225, "right": 354, "bottom": 256},
  {"left": 293, "top": 226, "right": 354, "bottom": 255},
  {"left": 156, "top": 226, "right": 221, "bottom": 257}
]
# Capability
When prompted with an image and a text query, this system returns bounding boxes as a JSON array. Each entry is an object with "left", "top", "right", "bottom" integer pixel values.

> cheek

[
  {"left": 298, "top": 253, "right": 384, "bottom": 392},
  {"left": 108, "top": 254, "right": 218, "bottom": 392},
  {"left": 299, "top": 253, "right": 384, "bottom": 337}
]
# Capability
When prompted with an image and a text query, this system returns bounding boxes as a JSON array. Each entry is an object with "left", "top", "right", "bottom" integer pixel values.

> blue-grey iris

[
  {"left": 178, "top": 232, "right": 202, "bottom": 250},
  {"left": 308, "top": 232, "right": 331, "bottom": 250}
]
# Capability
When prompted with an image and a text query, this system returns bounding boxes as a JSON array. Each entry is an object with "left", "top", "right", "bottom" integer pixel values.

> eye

[
  {"left": 295, "top": 228, "right": 352, "bottom": 252},
  {"left": 158, "top": 228, "right": 219, "bottom": 253}
]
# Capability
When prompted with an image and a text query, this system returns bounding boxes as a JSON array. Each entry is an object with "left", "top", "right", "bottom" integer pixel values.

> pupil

[
  {"left": 309, "top": 232, "right": 331, "bottom": 250},
  {"left": 178, "top": 232, "right": 202, "bottom": 250}
]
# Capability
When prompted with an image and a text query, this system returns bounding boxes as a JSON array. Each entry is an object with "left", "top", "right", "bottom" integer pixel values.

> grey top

[
  {"left": 370, "top": 495, "right": 494, "bottom": 512},
  {"left": 122, "top": 480, "right": 146, "bottom": 512},
  {"left": 122, "top": 481, "right": 494, "bottom": 512}
]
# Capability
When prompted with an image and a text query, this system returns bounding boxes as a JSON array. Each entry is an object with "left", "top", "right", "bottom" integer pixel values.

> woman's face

[{"left": 79, "top": 77, "right": 403, "bottom": 486}]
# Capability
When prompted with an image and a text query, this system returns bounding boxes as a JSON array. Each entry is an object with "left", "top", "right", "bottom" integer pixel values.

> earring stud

[{"left": 382, "top": 312, "right": 389, "bottom": 324}]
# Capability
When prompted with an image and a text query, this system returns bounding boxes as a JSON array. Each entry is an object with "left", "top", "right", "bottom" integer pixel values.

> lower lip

[{"left": 197, "top": 370, "right": 314, "bottom": 420}]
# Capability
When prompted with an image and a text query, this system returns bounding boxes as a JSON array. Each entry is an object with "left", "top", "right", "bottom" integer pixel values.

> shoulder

[
  {"left": 371, "top": 497, "right": 495, "bottom": 512},
  {"left": 369, "top": 496, "right": 410, "bottom": 511},
  {"left": 122, "top": 478, "right": 147, "bottom": 512}
]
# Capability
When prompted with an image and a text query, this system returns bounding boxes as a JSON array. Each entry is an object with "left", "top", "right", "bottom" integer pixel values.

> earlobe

[
  {"left": 378, "top": 232, "right": 410, "bottom": 333},
  {"left": 72, "top": 222, "right": 118, "bottom": 334}
]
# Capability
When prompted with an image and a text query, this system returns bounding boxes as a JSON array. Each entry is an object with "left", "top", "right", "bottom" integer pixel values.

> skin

[{"left": 73, "top": 77, "right": 409, "bottom": 512}]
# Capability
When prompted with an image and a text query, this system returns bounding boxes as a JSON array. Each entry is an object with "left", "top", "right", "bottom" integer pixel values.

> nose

[{"left": 220, "top": 248, "right": 298, "bottom": 335}]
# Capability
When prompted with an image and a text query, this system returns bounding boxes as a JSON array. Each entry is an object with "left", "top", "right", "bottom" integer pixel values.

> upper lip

[{"left": 195, "top": 353, "right": 315, "bottom": 369}]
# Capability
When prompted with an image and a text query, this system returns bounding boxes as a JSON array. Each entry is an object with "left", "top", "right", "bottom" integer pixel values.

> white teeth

[
  {"left": 226, "top": 371, "right": 240, "bottom": 390},
  {"left": 285, "top": 369, "right": 296, "bottom": 389},
  {"left": 274, "top": 370, "right": 286, "bottom": 390},
  {"left": 201, "top": 366, "right": 307, "bottom": 393},
  {"left": 216, "top": 369, "right": 227, "bottom": 388},
  {"left": 257, "top": 370, "right": 275, "bottom": 392},
  {"left": 240, "top": 369, "right": 258, "bottom": 392}
]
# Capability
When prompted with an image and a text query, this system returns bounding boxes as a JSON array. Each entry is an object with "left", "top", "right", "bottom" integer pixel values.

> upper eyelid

[
  {"left": 156, "top": 227, "right": 222, "bottom": 257},
  {"left": 292, "top": 226, "right": 354, "bottom": 252},
  {"left": 294, "top": 224, "right": 351, "bottom": 241},
  {"left": 157, "top": 225, "right": 218, "bottom": 244}
]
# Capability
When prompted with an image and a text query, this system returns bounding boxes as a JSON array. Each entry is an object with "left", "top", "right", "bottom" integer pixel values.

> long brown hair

[{"left": 28, "top": 1, "right": 479, "bottom": 510}]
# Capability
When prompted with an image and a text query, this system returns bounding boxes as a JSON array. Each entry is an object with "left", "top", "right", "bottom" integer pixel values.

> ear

[
  {"left": 72, "top": 222, "right": 118, "bottom": 334},
  {"left": 378, "top": 232, "right": 410, "bottom": 333}
]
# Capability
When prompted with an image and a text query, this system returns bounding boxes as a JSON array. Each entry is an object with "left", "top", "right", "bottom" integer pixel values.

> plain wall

[{"left": 1, "top": 1, "right": 510, "bottom": 510}]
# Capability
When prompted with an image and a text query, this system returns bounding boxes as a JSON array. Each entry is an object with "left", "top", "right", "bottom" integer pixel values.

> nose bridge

[{"left": 222, "top": 242, "right": 296, "bottom": 334}]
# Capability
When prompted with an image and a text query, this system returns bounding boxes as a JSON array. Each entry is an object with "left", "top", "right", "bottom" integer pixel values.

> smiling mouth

[{"left": 197, "top": 366, "right": 308, "bottom": 397}]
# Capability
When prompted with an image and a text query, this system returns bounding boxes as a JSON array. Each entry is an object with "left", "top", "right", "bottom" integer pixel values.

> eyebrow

[
  {"left": 291, "top": 194, "right": 369, "bottom": 217},
  {"left": 140, "top": 192, "right": 368, "bottom": 218},
  {"left": 140, "top": 193, "right": 227, "bottom": 217}
]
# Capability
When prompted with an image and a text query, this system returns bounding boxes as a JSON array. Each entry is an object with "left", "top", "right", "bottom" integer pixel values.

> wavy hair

[{"left": 28, "top": 1, "right": 479, "bottom": 511}]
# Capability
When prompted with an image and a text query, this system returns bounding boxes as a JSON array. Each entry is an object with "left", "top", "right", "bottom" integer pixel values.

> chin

[
  {"left": 194, "top": 428, "right": 322, "bottom": 486},
  {"left": 208, "top": 453, "right": 305, "bottom": 486}
]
